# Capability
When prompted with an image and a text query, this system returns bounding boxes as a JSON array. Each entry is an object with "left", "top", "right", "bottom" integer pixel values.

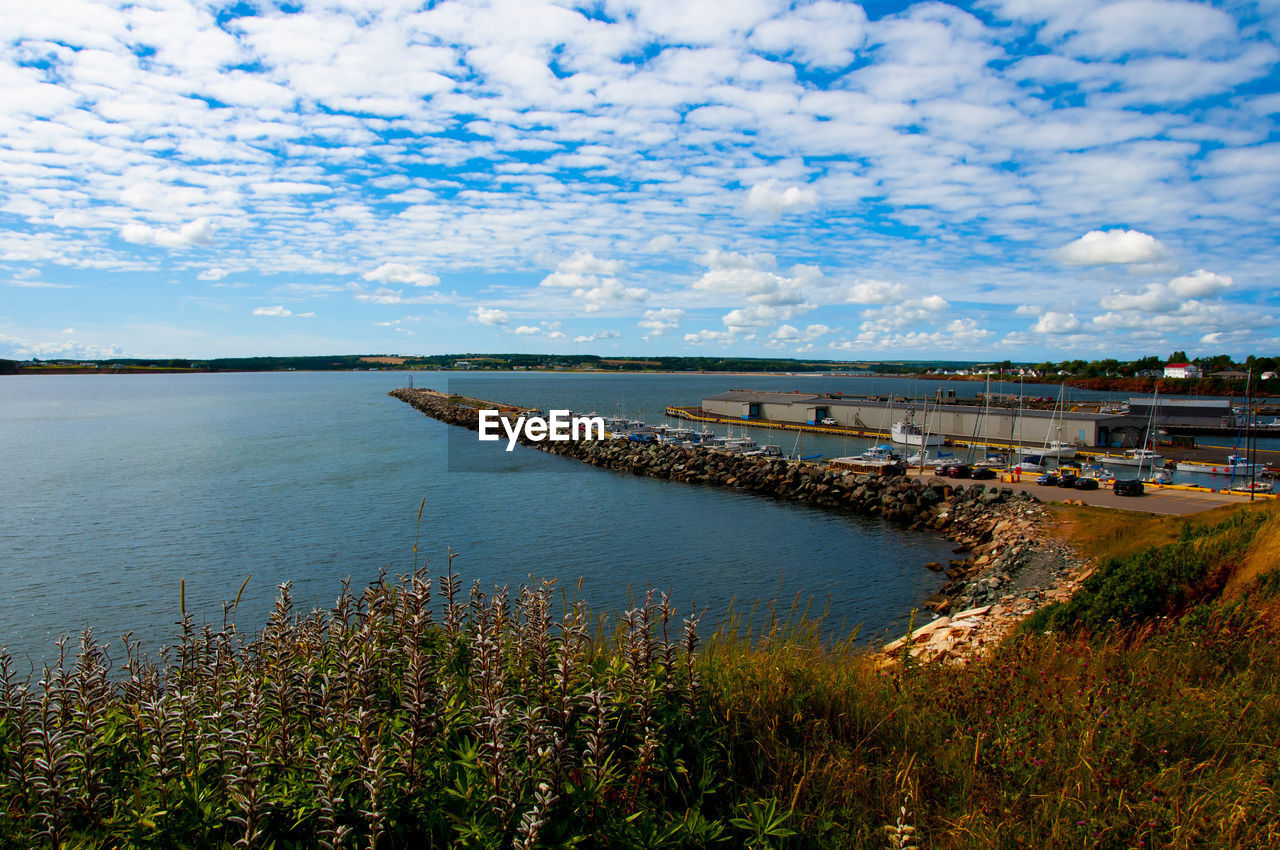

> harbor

[{"left": 664, "top": 388, "right": 1280, "bottom": 486}]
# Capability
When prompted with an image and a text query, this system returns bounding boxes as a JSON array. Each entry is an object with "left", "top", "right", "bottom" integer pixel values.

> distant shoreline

[{"left": 3, "top": 365, "right": 1263, "bottom": 398}]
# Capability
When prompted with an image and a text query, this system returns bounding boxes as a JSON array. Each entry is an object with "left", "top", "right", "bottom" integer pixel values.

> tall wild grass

[{"left": 3, "top": 505, "right": 1279, "bottom": 847}]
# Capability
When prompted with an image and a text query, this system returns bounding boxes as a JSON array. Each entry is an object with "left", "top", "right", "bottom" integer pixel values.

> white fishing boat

[
  {"left": 973, "top": 453, "right": 1009, "bottom": 469},
  {"left": 905, "top": 449, "right": 953, "bottom": 469},
  {"left": 891, "top": 417, "right": 943, "bottom": 447},
  {"left": 1014, "top": 454, "right": 1048, "bottom": 473},
  {"left": 1175, "top": 455, "right": 1264, "bottom": 475},
  {"left": 1040, "top": 441, "right": 1078, "bottom": 460},
  {"left": 1231, "top": 481, "right": 1273, "bottom": 494},
  {"left": 829, "top": 445, "right": 903, "bottom": 473},
  {"left": 1100, "top": 448, "right": 1165, "bottom": 467}
]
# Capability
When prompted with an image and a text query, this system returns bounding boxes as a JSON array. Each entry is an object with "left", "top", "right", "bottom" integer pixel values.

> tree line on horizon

[{"left": 3, "top": 351, "right": 1275, "bottom": 378}]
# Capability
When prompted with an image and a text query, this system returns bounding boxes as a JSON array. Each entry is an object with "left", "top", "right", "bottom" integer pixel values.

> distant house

[
  {"left": 453, "top": 360, "right": 471, "bottom": 369},
  {"left": 1211, "top": 370, "right": 1250, "bottom": 380},
  {"left": 1163, "top": 362, "right": 1201, "bottom": 379}
]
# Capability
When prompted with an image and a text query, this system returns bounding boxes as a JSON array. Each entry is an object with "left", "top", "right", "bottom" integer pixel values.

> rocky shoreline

[{"left": 391, "top": 388, "right": 1087, "bottom": 658}]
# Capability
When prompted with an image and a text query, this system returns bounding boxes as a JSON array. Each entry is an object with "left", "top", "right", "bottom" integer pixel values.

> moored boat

[
  {"left": 829, "top": 445, "right": 905, "bottom": 474},
  {"left": 1098, "top": 448, "right": 1164, "bottom": 467},
  {"left": 1175, "top": 455, "right": 1264, "bottom": 476},
  {"left": 890, "top": 418, "right": 943, "bottom": 447}
]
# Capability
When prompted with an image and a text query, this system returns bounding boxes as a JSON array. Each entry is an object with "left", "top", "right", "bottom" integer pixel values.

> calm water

[{"left": 2, "top": 371, "right": 972, "bottom": 669}]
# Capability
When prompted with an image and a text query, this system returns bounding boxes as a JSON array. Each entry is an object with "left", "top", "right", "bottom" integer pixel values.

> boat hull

[
  {"left": 1175, "top": 462, "right": 1263, "bottom": 475},
  {"left": 890, "top": 421, "right": 943, "bottom": 447}
]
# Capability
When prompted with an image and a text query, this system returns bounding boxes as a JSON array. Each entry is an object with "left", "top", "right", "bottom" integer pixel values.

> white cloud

[
  {"left": 843, "top": 279, "right": 907, "bottom": 304},
  {"left": 745, "top": 179, "right": 818, "bottom": 215},
  {"left": 511, "top": 325, "right": 541, "bottom": 335},
  {"left": 1031, "top": 311, "right": 1082, "bottom": 333},
  {"left": 572, "top": 330, "right": 621, "bottom": 343},
  {"left": 472, "top": 306, "right": 509, "bottom": 326},
  {"left": 770, "top": 323, "right": 830, "bottom": 342},
  {"left": 637, "top": 307, "right": 685, "bottom": 335},
  {"left": 7, "top": 278, "right": 73, "bottom": 289},
  {"left": 684, "top": 329, "right": 736, "bottom": 345},
  {"left": 1168, "top": 269, "right": 1232, "bottom": 298},
  {"left": 197, "top": 267, "right": 228, "bottom": 281},
  {"left": 1056, "top": 228, "right": 1171, "bottom": 266},
  {"left": 251, "top": 305, "right": 312, "bottom": 318},
  {"left": 362, "top": 262, "right": 440, "bottom": 287},
  {"left": 540, "top": 252, "right": 646, "bottom": 312},
  {"left": 1100, "top": 269, "right": 1232, "bottom": 312},
  {"left": 120, "top": 217, "right": 217, "bottom": 249},
  {"left": 251, "top": 182, "right": 333, "bottom": 195}
]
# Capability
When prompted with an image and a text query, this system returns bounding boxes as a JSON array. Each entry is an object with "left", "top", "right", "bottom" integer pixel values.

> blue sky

[{"left": 2, "top": 0, "right": 1278, "bottom": 361}]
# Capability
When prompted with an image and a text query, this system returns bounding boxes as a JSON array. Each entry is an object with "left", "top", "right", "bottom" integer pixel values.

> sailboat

[
  {"left": 1101, "top": 387, "right": 1163, "bottom": 468},
  {"left": 1037, "top": 383, "right": 1078, "bottom": 460}
]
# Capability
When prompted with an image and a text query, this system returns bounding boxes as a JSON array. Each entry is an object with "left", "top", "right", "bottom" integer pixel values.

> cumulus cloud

[
  {"left": 858, "top": 296, "right": 949, "bottom": 331},
  {"left": 472, "top": 306, "right": 509, "bottom": 326},
  {"left": 539, "top": 253, "right": 646, "bottom": 312},
  {"left": 120, "top": 218, "right": 216, "bottom": 249},
  {"left": 770, "top": 323, "right": 831, "bottom": 343},
  {"left": 197, "top": 268, "right": 228, "bottom": 281},
  {"left": 1100, "top": 269, "right": 1233, "bottom": 312},
  {"left": 843, "top": 279, "right": 907, "bottom": 304},
  {"left": 745, "top": 179, "right": 818, "bottom": 215},
  {"left": 1056, "top": 228, "right": 1171, "bottom": 266},
  {"left": 1031, "top": 311, "right": 1082, "bottom": 333},
  {"left": 637, "top": 307, "right": 685, "bottom": 335},
  {"left": 511, "top": 325, "right": 541, "bottom": 334},
  {"left": 1168, "top": 269, "right": 1232, "bottom": 297},
  {"left": 362, "top": 262, "right": 440, "bottom": 287},
  {"left": 684, "top": 329, "right": 736, "bottom": 345},
  {"left": 572, "top": 331, "right": 621, "bottom": 343},
  {"left": 692, "top": 250, "right": 820, "bottom": 308}
]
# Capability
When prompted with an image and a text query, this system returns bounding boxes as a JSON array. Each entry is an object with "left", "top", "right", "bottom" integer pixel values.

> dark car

[
  {"left": 1114, "top": 479, "right": 1145, "bottom": 496},
  {"left": 971, "top": 467, "right": 997, "bottom": 480},
  {"left": 943, "top": 463, "right": 972, "bottom": 478},
  {"left": 1073, "top": 477, "right": 1100, "bottom": 491},
  {"left": 1057, "top": 473, "right": 1079, "bottom": 488},
  {"left": 1036, "top": 472, "right": 1059, "bottom": 486}
]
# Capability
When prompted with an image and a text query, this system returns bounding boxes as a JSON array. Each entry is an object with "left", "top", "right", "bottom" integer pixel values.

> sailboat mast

[{"left": 1247, "top": 367, "right": 1256, "bottom": 501}]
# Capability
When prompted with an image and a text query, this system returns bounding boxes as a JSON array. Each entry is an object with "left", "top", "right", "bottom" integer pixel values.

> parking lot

[{"left": 903, "top": 468, "right": 1274, "bottom": 515}]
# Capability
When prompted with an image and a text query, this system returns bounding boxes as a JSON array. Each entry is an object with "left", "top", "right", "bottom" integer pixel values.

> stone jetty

[{"left": 391, "top": 387, "right": 1084, "bottom": 658}]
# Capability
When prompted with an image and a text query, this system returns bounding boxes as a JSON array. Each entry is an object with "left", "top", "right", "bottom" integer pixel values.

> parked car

[
  {"left": 1073, "top": 477, "right": 1100, "bottom": 490},
  {"left": 942, "top": 463, "right": 972, "bottom": 478},
  {"left": 820, "top": 417, "right": 837, "bottom": 426},
  {"left": 971, "top": 467, "right": 997, "bottom": 480},
  {"left": 1036, "top": 473, "right": 1060, "bottom": 486},
  {"left": 1113, "top": 479, "right": 1145, "bottom": 496},
  {"left": 1057, "top": 473, "right": 1079, "bottom": 488}
]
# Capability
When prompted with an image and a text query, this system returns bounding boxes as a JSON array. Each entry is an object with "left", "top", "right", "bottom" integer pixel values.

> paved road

[{"left": 903, "top": 468, "right": 1273, "bottom": 515}]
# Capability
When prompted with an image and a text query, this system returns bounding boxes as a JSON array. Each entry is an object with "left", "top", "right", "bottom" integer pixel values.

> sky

[{"left": 2, "top": 0, "right": 1278, "bottom": 362}]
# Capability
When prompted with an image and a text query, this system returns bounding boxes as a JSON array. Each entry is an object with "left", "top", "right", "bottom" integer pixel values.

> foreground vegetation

[{"left": 2, "top": 507, "right": 1279, "bottom": 847}]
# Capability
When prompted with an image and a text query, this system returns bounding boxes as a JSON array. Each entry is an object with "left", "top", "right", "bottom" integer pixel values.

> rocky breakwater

[
  {"left": 391, "top": 387, "right": 1083, "bottom": 655},
  {"left": 882, "top": 498, "right": 1092, "bottom": 664},
  {"left": 389, "top": 388, "right": 1031, "bottom": 532}
]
